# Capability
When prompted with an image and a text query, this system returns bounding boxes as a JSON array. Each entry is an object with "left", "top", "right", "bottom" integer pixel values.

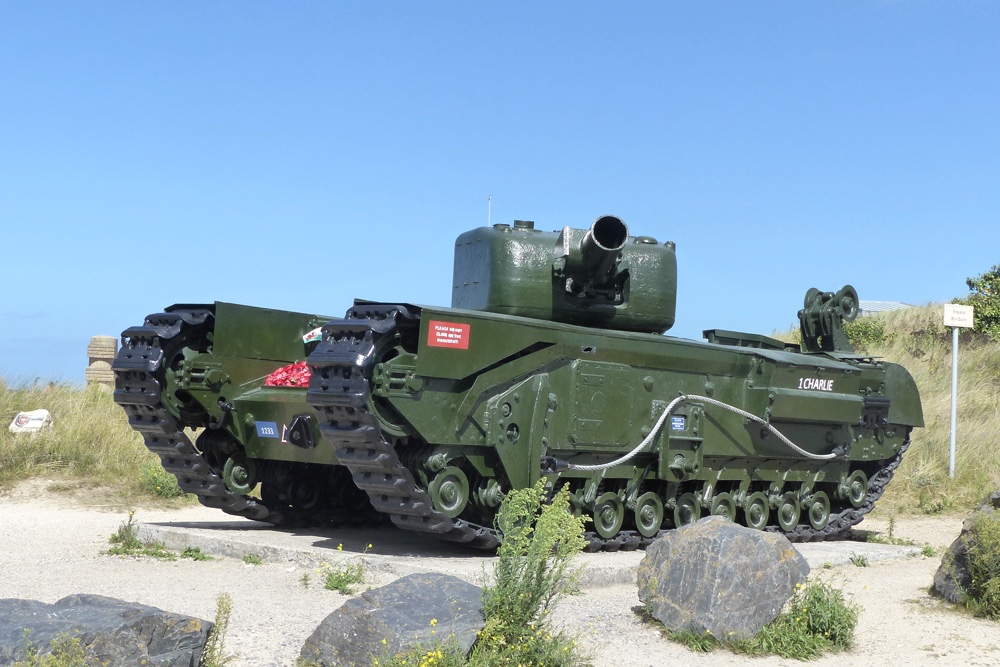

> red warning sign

[{"left": 428, "top": 320, "right": 470, "bottom": 350}]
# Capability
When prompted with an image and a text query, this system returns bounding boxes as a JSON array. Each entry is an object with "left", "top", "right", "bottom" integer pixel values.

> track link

[{"left": 111, "top": 309, "right": 272, "bottom": 523}]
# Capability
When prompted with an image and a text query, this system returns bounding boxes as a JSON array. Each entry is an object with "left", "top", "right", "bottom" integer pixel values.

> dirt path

[{"left": 2, "top": 480, "right": 998, "bottom": 667}]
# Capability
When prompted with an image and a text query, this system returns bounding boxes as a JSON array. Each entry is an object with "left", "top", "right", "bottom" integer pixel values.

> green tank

[{"left": 113, "top": 215, "right": 922, "bottom": 550}]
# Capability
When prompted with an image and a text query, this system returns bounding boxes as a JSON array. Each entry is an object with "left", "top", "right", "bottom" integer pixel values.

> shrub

[
  {"left": 200, "top": 594, "right": 236, "bottom": 667},
  {"left": 730, "top": 580, "right": 859, "bottom": 660},
  {"left": 844, "top": 316, "right": 890, "bottom": 352},
  {"left": 963, "top": 511, "right": 1000, "bottom": 619},
  {"left": 14, "top": 632, "right": 87, "bottom": 667},
  {"left": 373, "top": 482, "right": 589, "bottom": 667},
  {"left": 140, "top": 461, "right": 184, "bottom": 498},
  {"left": 469, "top": 481, "right": 587, "bottom": 667}
]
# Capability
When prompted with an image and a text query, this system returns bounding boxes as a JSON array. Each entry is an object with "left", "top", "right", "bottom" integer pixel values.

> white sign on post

[
  {"left": 944, "top": 303, "right": 975, "bottom": 478},
  {"left": 943, "top": 303, "right": 975, "bottom": 328}
]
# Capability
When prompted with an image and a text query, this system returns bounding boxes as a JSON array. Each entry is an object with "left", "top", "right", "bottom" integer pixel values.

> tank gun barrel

[{"left": 574, "top": 215, "right": 629, "bottom": 282}]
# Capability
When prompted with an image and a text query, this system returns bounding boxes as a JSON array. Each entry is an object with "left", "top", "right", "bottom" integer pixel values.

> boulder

[
  {"left": 636, "top": 515, "right": 809, "bottom": 639},
  {"left": 0, "top": 594, "right": 211, "bottom": 667},
  {"left": 300, "top": 573, "right": 484, "bottom": 667},
  {"left": 983, "top": 491, "right": 1000, "bottom": 510},
  {"left": 934, "top": 506, "right": 996, "bottom": 604}
]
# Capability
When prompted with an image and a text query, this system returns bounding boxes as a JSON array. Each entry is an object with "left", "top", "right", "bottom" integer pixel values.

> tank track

[
  {"left": 111, "top": 309, "right": 277, "bottom": 522},
  {"left": 773, "top": 434, "right": 911, "bottom": 542},
  {"left": 306, "top": 305, "right": 500, "bottom": 550}
]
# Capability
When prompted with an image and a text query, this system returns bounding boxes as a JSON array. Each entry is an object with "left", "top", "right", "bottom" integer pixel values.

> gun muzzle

[{"left": 576, "top": 215, "right": 629, "bottom": 281}]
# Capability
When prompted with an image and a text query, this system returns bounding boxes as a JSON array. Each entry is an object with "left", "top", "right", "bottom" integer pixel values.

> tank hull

[{"left": 305, "top": 301, "right": 921, "bottom": 549}]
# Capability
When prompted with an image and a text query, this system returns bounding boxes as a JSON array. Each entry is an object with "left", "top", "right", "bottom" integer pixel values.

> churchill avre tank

[{"left": 112, "top": 215, "right": 922, "bottom": 551}]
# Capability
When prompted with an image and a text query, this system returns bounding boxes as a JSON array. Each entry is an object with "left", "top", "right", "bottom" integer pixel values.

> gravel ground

[{"left": 2, "top": 480, "right": 999, "bottom": 667}]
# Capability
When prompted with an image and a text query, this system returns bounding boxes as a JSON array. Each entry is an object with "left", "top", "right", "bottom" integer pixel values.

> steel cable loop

[{"left": 567, "top": 394, "right": 838, "bottom": 472}]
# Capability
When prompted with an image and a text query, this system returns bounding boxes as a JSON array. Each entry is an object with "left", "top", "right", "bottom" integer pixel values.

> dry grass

[
  {"left": 869, "top": 306, "right": 1000, "bottom": 514},
  {"left": 0, "top": 379, "right": 184, "bottom": 506}
]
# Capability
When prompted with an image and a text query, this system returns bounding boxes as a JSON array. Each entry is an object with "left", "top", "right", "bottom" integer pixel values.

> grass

[
  {"left": 854, "top": 307, "right": 1000, "bottom": 513},
  {"left": 182, "top": 546, "right": 213, "bottom": 561},
  {"left": 106, "top": 512, "right": 219, "bottom": 562},
  {"left": 376, "top": 643, "right": 468, "bottom": 667},
  {"left": 242, "top": 554, "right": 263, "bottom": 566},
  {"left": 322, "top": 559, "right": 365, "bottom": 594},
  {"left": 106, "top": 511, "right": 176, "bottom": 560},
  {"left": 866, "top": 515, "right": 920, "bottom": 547},
  {"left": 319, "top": 542, "right": 371, "bottom": 594},
  {"left": 0, "top": 380, "right": 192, "bottom": 506},
  {"left": 849, "top": 553, "right": 869, "bottom": 567},
  {"left": 653, "top": 580, "right": 860, "bottom": 661}
]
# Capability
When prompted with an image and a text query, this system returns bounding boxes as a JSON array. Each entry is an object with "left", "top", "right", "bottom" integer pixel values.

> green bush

[
  {"left": 322, "top": 560, "right": 365, "bottom": 594},
  {"left": 106, "top": 511, "right": 176, "bottom": 560},
  {"left": 964, "top": 511, "right": 1000, "bottom": 619},
  {"left": 469, "top": 482, "right": 588, "bottom": 667},
  {"left": 730, "top": 581, "right": 859, "bottom": 660},
  {"left": 14, "top": 632, "right": 87, "bottom": 667},
  {"left": 374, "top": 482, "right": 589, "bottom": 667},
  {"left": 140, "top": 461, "right": 184, "bottom": 498},
  {"left": 844, "top": 316, "right": 890, "bottom": 352},
  {"left": 658, "top": 580, "right": 860, "bottom": 661},
  {"left": 955, "top": 264, "right": 1000, "bottom": 341}
]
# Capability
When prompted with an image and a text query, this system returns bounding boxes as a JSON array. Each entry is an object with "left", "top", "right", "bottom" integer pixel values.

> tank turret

[{"left": 452, "top": 215, "right": 677, "bottom": 333}]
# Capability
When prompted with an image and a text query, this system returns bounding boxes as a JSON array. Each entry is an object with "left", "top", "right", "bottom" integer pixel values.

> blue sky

[{"left": 2, "top": 2, "right": 998, "bottom": 383}]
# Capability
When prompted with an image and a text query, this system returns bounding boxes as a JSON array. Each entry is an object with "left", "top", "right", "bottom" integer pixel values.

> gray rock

[
  {"left": 0, "top": 594, "right": 211, "bottom": 667},
  {"left": 934, "top": 506, "right": 995, "bottom": 604},
  {"left": 300, "top": 573, "right": 484, "bottom": 667},
  {"left": 636, "top": 515, "right": 810, "bottom": 640},
  {"left": 982, "top": 490, "right": 1000, "bottom": 510}
]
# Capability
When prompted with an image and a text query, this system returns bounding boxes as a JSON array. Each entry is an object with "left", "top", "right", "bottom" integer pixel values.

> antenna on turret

[{"left": 487, "top": 195, "right": 492, "bottom": 226}]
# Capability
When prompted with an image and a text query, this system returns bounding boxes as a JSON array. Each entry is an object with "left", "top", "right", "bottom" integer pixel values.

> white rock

[{"left": 9, "top": 409, "right": 53, "bottom": 434}]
